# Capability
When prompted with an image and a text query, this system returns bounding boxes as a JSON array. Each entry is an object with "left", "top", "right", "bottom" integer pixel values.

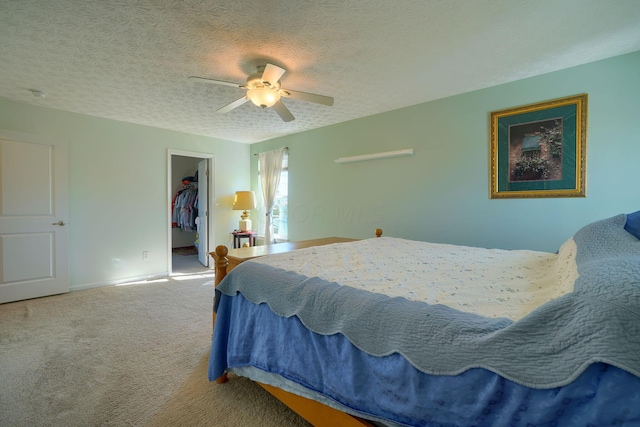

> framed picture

[{"left": 490, "top": 94, "right": 587, "bottom": 198}]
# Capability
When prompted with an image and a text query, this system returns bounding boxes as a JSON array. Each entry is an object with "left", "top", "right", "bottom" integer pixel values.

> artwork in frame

[{"left": 490, "top": 94, "right": 587, "bottom": 199}]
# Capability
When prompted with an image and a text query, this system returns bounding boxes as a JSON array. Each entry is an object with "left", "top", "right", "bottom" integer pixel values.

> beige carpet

[{"left": 0, "top": 274, "right": 310, "bottom": 427}]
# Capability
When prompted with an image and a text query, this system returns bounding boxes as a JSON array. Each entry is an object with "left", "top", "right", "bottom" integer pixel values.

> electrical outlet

[{"left": 142, "top": 251, "right": 150, "bottom": 261}]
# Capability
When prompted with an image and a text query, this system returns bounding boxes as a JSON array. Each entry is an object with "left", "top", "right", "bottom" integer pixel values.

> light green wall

[
  {"left": 251, "top": 51, "right": 640, "bottom": 252},
  {"left": 0, "top": 98, "right": 249, "bottom": 288},
  {"left": 2, "top": 51, "right": 637, "bottom": 289}
]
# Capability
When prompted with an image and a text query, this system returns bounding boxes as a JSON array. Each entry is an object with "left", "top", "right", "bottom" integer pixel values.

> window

[{"left": 258, "top": 150, "right": 288, "bottom": 241}]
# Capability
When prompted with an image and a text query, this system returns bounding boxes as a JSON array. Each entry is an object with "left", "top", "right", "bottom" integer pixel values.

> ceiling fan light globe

[{"left": 247, "top": 87, "right": 280, "bottom": 108}]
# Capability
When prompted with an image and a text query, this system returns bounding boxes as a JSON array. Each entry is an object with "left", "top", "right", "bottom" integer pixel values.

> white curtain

[{"left": 259, "top": 147, "right": 286, "bottom": 245}]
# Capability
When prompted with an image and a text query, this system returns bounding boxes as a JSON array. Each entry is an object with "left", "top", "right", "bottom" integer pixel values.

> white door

[
  {"left": 0, "top": 134, "right": 69, "bottom": 304},
  {"left": 197, "top": 159, "right": 208, "bottom": 267}
]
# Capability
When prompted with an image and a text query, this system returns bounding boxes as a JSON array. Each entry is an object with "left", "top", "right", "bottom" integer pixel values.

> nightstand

[{"left": 231, "top": 230, "right": 256, "bottom": 248}]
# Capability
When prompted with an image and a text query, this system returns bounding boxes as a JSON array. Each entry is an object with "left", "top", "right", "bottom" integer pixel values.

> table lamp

[{"left": 232, "top": 191, "right": 257, "bottom": 232}]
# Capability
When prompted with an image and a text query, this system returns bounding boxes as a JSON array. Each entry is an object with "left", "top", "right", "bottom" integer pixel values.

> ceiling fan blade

[
  {"left": 280, "top": 89, "right": 334, "bottom": 106},
  {"left": 261, "top": 64, "right": 286, "bottom": 86},
  {"left": 217, "top": 97, "right": 249, "bottom": 113},
  {"left": 272, "top": 100, "right": 295, "bottom": 122},
  {"left": 188, "top": 76, "right": 244, "bottom": 89}
]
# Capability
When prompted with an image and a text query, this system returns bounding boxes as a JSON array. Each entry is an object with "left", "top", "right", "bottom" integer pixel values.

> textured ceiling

[{"left": 1, "top": 0, "right": 639, "bottom": 144}]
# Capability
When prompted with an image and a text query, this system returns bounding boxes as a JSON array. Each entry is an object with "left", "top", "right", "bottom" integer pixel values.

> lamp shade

[
  {"left": 247, "top": 87, "right": 281, "bottom": 108},
  {"left": 233, "top": 191, "right": 257, "bottom": 211}
]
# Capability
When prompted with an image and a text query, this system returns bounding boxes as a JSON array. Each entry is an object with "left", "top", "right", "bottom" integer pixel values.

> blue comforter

[
  {"left": 213, "top": 214, "right": 640, "bottom": 389},
  {"left": 211, "top": 293, "right": 640, "bottom": 426}
]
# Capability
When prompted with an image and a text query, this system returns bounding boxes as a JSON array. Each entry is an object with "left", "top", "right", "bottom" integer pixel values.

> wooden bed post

[
  {"left": 211, "top": 245, "right": 229, "bottom": 384},
  {"left": 213, "top": 245, "right": 229, "bottom": 286},
  {"left": 212, "top": 245, "right": 229, "bottom": 326}
]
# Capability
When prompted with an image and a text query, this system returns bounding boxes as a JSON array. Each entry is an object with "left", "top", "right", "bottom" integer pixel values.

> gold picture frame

[{"left": 490, "top": 94, "right": 587, "bottom": 199}]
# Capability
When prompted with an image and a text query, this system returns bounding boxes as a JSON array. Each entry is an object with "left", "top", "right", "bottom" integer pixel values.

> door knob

[{"left": 52, "top": 221, "right": 66, "bottom": 226}]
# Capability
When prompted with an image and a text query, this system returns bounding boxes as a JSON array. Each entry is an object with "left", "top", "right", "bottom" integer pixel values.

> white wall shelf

[{"left": 334, "top": 148, "right": 414, "bottom": 164}]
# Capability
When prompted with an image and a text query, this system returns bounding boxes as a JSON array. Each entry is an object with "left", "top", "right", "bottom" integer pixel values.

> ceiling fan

[{"left": 189, "top": 63, "right": 334, "bottom": 122}]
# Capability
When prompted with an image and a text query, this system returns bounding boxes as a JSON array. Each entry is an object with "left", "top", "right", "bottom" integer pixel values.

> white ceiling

[{"left": 1, "top": 0, "right": 639, "bottom": 144}]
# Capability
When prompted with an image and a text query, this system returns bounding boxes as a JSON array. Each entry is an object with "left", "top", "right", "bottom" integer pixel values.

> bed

[{"left": 209, "top": 212, "right": 640, "bottom": 426}]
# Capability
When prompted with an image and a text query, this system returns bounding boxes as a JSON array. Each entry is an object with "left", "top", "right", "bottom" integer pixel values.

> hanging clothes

[{"left": 172, "top": 183, "right": 199, "bottom": 231}]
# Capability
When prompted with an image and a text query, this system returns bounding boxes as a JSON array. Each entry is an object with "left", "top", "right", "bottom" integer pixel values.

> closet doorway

[{"left": 168, "top": 150, "right": 214, "bottom": 276}]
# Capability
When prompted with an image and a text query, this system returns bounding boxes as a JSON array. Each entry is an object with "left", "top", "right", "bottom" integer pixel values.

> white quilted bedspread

[{"left": 251, "top": 236, "right": 579, "bottom": 321}]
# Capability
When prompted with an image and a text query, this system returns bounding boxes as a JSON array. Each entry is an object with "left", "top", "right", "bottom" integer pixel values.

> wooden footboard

[
  {"left": 209, "top": 231, "right": 382, "bottom": 427},
  {"left": 258, "top": 382, "right": 373, "bottom": 427}
]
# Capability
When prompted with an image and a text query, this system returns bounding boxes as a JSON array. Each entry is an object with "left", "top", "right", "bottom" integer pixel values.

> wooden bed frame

[{"left": 210, "top": 232, "right": 383, "bottom": 427}]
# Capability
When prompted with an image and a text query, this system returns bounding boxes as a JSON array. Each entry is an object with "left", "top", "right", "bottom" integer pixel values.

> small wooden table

[
  {"left": 231, "top": 231, "right": 257, "bottom": 248},
  {"left": 222, "top": 237, "right": 357, "bottom": 272}
]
